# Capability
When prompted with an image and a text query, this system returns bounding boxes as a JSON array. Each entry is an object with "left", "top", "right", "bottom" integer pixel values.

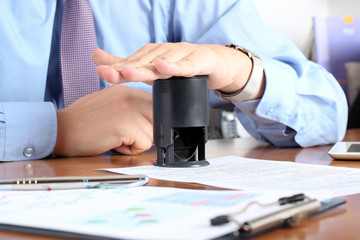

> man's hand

[
  {"left": 93, "top": 43, "right": 264, "bottom": 99},
  {"left": 54, "top": 85, "right": 153, "bottom": 157}
]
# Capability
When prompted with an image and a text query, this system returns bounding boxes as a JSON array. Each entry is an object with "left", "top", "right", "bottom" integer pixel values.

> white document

[
  {"left": 0, "top": 186, "right": 287, "bottom": 240},
  {"left": 103, "top": 155, "right": 360, "bottom": 200}
]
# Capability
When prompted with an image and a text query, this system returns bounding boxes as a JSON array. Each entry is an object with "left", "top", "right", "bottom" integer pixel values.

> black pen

[{"left": 0, "top": 174, "right": 149, "bottom": 191}]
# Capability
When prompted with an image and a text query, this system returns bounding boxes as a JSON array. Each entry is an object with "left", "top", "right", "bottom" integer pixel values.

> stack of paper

[{"left": 105, "top": 156, "right": 360, "bottom": 200}]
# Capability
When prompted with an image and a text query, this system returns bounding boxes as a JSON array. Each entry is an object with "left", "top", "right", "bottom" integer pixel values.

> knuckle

[
  {"left": 183, "top": 58, "right": 195, "bottom": 66},
  {"left": 142, "top": 137, "right": 153, "bottom": 151},
  {"left": 142, "top": 42, "right": 156, "bottom": 50},
  {"left": 153, "top": 56, "right": 169, "bottom": 63},
  {"left": 144, "top": 141, "right": 153, "bottom": 151},
  {"left": 177, "top": 42, "right": 189, "bottom": 48},
  {"left": 134, "top": 56, "right": 148, "bottom": 65},
  {"left": 160, "top": 42, "right": 173, "bottom": 48},
  {"left": 118, "top": 101, "right": 133, "bottom": 112},
  {"left": 144, "top": 124, "right": 153, "bottom": 136}
]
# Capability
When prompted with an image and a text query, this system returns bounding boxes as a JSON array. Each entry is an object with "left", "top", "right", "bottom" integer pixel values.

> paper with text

[{"left": 104, "top": 156, "right": 360, "bottom": 199}]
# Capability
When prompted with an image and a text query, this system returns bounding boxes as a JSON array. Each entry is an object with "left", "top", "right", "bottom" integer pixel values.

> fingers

[
  {"left": 94, "top": 43, "right": 247, "bottom": 91},
  {"left": 110, "top": 99, "right": 153, "bottom": 155},
  {"left": 96, "top": 65, "right": 124, "bottom": 84},
  {"left": 103, "top": 85, "right": 153, "bottom": 123},
  {"left": 92, "top": 48, "right": 122, "bottom": 65},
  {"left": 154, "top": 49, "right": 215, "bottom": 77},
  {"left": 95, "top": 43, "right": 177, "bottom": 83},
  {"left": 101, "top": 85, "right": 154, "bottom": 150},
  {"left": 112, "top": 144, "right": 153, "bottom": 156},
  {"left": 96, "top": 43, "right": 218, "bottom": 84},
  {"left": 112, "top": 121, "right": 153, "bottom": 155},
  {"left": 111, "top": 42, "right": 193, "bottom": 69},
  {"left": 54, "top": 85, "right": 154, "bottom": 157}
]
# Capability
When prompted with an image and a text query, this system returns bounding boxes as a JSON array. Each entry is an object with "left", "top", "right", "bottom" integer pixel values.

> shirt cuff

[
  {"left": 233, "top": 99, "right": 298, "bottom": 147},
  {"left": 0, "top": 102, "right": 57, "bottom": 161},
  {"left": 230, "top": 56, "right": 300, "bottom": 147}
]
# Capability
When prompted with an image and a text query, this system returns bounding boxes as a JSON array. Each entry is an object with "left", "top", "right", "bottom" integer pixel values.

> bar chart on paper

[
  {"left": 0, "top": 186, "right": 263, "bottom": 240},
  {"left": 73, "top": 191, "right": 257, "bottom": 229}
]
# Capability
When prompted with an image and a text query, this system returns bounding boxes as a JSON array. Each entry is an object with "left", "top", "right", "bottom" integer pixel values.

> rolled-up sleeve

[{"left": 233, "top": 55, "right": 347, "bottom": 147}]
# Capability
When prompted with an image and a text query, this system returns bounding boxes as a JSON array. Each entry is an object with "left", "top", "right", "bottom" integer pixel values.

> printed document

[
  {"left": 0, "top": 186, "right": 288, "bottom": 240},
  {"left": 104, "top": 155, "right": 360, "bottom": 199}
]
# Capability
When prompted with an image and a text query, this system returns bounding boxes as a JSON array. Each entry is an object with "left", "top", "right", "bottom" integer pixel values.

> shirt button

[
  {"left": 298, "top": 127, "right": 304, "bottom": 135},
  {"left": 23, "top": 147, "right": 34, "bottom": 157},
  {"left": 266, "top": 107, "right": 275, "bottom": 115}
]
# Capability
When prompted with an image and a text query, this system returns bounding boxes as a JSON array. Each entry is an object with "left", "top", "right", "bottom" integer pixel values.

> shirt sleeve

[
  {"left": 0, "top": 102, "right": 57, "bottom": 161},
  {"left": 232, "top": 55, "right": 348, "bottom": 147},
  {"left": 174, "top": 0, "right": 348, "bottom": 147}
]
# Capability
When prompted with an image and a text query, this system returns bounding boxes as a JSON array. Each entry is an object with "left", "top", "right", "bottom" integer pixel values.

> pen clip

[
  {"left": 238, "top": 198, "right": 321, "bottom": 234},
  {"left": 210, "top": 194, "right": 321, "bottom": 236}
]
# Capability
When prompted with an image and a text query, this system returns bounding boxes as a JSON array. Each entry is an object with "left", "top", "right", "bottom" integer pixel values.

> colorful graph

[
  {"left": 146, "top": 192, "right": 257, "bottom": 207},
  {"left": 0, "top": 187, "right": 260, "bottom": 232}
]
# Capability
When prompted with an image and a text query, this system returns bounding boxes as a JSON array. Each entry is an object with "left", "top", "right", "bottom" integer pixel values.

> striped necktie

[{"left": 60, "top": 0, "right": 99, "bottom": 108}]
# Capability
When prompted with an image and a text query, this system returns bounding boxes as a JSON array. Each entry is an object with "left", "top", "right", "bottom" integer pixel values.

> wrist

[
  {"left": 54, "top": 109, "right": 68, "bottom": 157},
  {"left": 215, "top": 44, "right": 264, "bottom": 102}
]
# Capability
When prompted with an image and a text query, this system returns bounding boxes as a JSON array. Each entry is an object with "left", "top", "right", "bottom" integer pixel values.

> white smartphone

[{"left": 328, "top": 142, "right": 360, "bottom": 160}]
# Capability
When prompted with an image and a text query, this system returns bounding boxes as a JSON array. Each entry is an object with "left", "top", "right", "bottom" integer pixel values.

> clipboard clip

[{"left": 211, "top": 194, "right": 321, "bottom": 237}]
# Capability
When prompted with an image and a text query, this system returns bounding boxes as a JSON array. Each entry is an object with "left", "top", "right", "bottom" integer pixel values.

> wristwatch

[{"left": 214, "top": 44, "right": 263, "bottom": 102}]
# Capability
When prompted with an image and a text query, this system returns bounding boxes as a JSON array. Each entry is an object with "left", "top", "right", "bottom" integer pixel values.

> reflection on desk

[{"left": 0, "top": 129, "right": 359, "bottom": 240}]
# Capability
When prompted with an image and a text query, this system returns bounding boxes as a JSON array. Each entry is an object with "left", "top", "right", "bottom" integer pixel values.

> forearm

[{"left": 214, "top": 45, "right": 266, "bottom": 101}]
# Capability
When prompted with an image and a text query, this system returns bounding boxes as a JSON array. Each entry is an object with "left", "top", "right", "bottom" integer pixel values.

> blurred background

[
  {"left": 210, "top": 0, "right": 360, "bottom": 139},
  {"left": 254, "top": 0, "right": 360, "bottom": 57}
]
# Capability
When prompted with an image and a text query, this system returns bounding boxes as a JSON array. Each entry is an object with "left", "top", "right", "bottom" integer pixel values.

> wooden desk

[{"left": 1, "top": 129, "right": 360, "bottom": 240}]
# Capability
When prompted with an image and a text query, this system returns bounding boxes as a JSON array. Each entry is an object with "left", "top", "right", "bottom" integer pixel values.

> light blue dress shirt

[{"left": 0, "top": 0, "right": 348, "bottom": 161}]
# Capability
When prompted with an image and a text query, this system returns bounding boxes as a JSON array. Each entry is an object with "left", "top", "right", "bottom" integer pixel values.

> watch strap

[{"left": 214, "top": 44, "right": 263, "bottom": 102}]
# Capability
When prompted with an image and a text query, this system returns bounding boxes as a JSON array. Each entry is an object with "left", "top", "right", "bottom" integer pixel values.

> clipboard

[
  {"left": 0, "top": 188, "right": 346, "bottom": 240},
  {"left": 211, "top": 194, "right": 346, "bottom": 239}
]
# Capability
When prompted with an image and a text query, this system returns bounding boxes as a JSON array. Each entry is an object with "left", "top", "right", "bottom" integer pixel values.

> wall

[
  {"left": 253, "top": 0, "right": 328, "bottom": 58},
  {"left": 254, "top": 0, "right": 360, "bottom": 57},
  {"left": 328, "top": 0, "right": 360, "bottom": 17}
]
